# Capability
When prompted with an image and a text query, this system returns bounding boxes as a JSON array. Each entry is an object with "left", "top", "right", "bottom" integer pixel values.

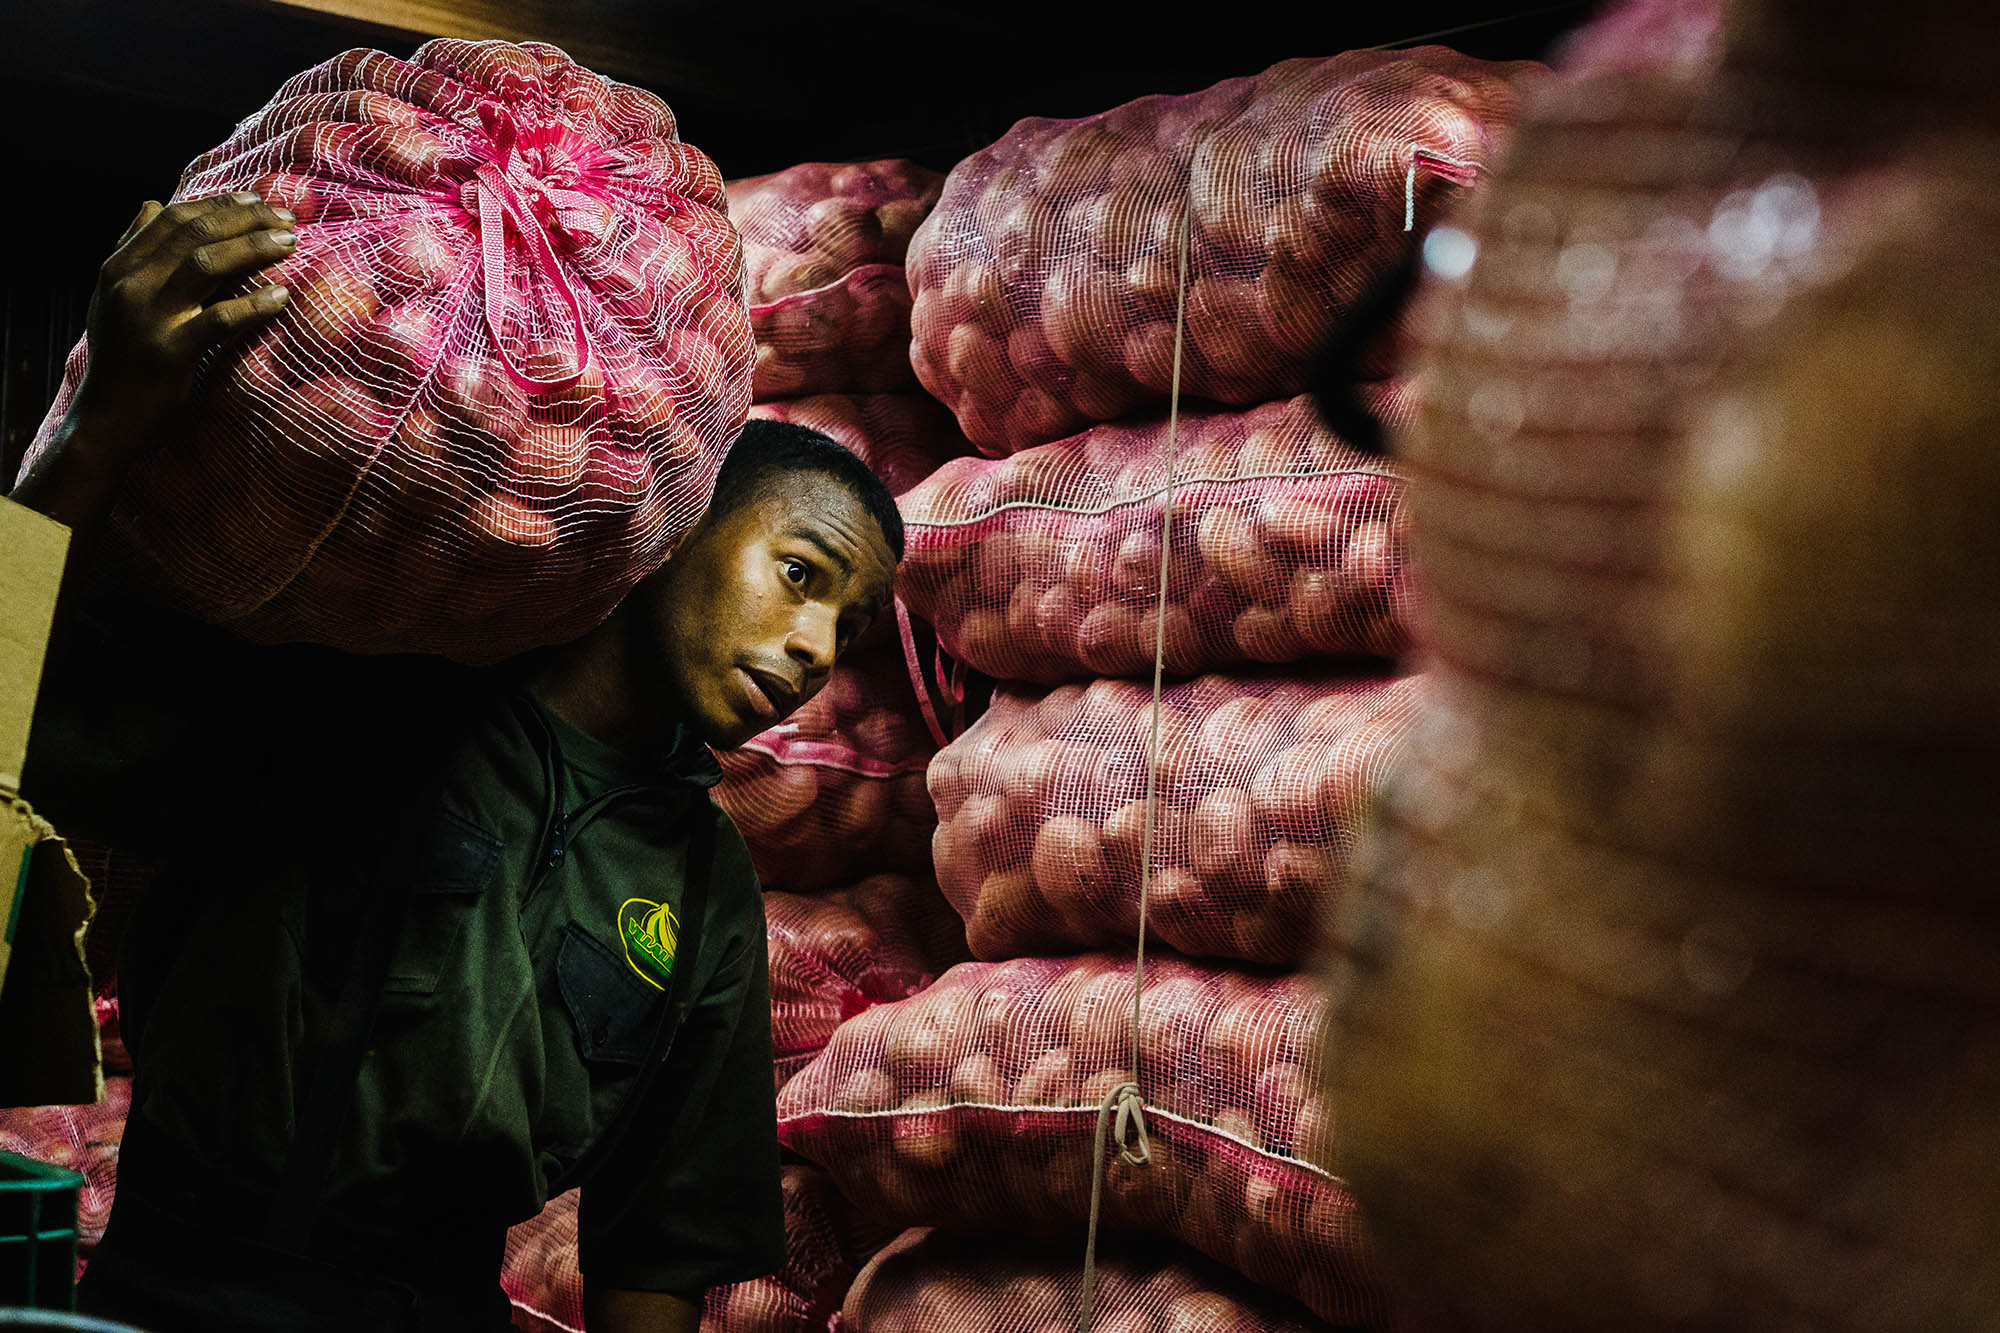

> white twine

[{"left": 1076, "top": 184, "right": 1191, "bottom": 1333}]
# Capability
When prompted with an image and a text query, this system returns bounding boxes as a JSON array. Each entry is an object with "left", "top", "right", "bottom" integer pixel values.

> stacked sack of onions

[
  {"left": 729, "top": 157, "right": 942, "bottom": 402},
  {"left": 839, "top": 1227, "right": 1340, "bottom": 1332},
  {"left": 506, "top": 1165, "right": 902, "bottom": 1333},
  {"left": 775, "top": 45, "right": 1544, "bottom": 1331},
  {"left": 1319, "top": 0, "right": 2000, "bottom": 1328}
]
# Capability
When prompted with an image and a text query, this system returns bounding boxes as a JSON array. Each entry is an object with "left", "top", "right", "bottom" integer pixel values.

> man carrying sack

[{"left": 12, "top": 191, "right": 902, "bottom": 1333}]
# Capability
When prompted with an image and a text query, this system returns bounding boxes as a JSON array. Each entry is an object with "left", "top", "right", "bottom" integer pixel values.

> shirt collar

[
  {"left": 666, "top": 726, "right": 723, "bottom": 789},
  {"left": 525, "top": 691, "right": 721, "bottom": 790}
]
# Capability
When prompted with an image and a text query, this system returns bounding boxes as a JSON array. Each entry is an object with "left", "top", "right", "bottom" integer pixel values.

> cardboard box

[
  {"left": 0, "top": 497, "right": 100, "bottom": 1108},
  {"left": 0, "top": 803, "right": 98, "bottom": 1107},
  {"left": 0, "top": 497, "right": 68, "bottom": 797}
]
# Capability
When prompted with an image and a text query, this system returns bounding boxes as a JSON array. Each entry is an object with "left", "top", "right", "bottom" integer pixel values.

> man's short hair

[{"left": 709, "top": 419, "right": 905, "bottom": 562}]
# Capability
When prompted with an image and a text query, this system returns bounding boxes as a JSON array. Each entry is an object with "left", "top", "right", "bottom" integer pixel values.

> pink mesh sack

[
  {"left": 1553, "top": 0, "right": 1723, "bottom": 77},
  {"left": 905, "top": 47, "right": 1539, "bottom": 455},
  {"left": 505, "top": 1165, "right": 898, "bottom": 1333},
  {"left": 838, "top": 1227, "right": 1336, "bottom": 1333},
  {"left": 749, "top": 269, "right": 919, "bottom": 401},
  {"left": 729, "top": 159, "right": 943, "bottom": 304},
  {"left": 22, "top": 40, "right": 752, "bottom": 662},
  {"left": 714, "top": 646, "right": 937, "bottom": 892},
  {"left": 0, "top": 1078, "right": 132, "bottom": 1273},
  {"left": 1323, "top": 39, "right": 2000, "bottom": 1325},
  {"left": 929, "top": 672, "right": 1421, "bottom": 967},
  {"left": 896, "top": 391, "right": 1414, "bottom": 684},
  {"left": 748, "top": 394, "right": 972, "bottom": 497},
  {"left": 775, "top": 954, "right": 1386, "bottom": 1327},
  {"left": 767, "top": 875, "right": 971, "bottom": 1086},
  {"left": 502, "top": 1189, "right": 578, "bottom": 1331},
  {"left": 728, "top": 159, "right": 943, "bottom": 401},
  {"left": 1399, "top": 63, "right": 1907, "bottom": 711}
]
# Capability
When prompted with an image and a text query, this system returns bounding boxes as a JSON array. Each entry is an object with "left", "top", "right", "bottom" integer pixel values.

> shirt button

[{"left": 592, "top": 1021, "right": 610, "bottom": 1045}]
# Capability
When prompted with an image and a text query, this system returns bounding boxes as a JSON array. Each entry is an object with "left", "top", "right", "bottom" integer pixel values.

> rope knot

[
  {"left": 1078, "top": 1081, "right": 1153, "bottom": 1330},
  {"left": 1103, "top": 1080, "right": 1152, "bottom": 1168}
]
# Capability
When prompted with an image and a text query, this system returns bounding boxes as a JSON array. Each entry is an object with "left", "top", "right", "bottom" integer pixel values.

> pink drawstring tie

[{"left": 462, "top": 101, "right": 613, "bottom": 393}]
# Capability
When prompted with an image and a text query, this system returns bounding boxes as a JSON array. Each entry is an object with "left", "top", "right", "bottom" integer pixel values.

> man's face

[{"left": 645, "top": 473, "right": 897, "bottom": 749}]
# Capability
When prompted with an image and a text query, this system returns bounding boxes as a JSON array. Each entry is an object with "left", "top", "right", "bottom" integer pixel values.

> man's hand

[
  {"left": 11, "top": 191, "right": 297, "bottom": 536},
  {"left": 75, "top": 191, "right": 298, "bottom": 434},
  {"left": 583, "top": 1283, "right": 704, "bottom": 1333}
]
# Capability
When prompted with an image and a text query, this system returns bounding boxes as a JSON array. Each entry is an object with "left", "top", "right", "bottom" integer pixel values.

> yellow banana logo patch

[{"left": 618, "top": 896, "right": 679, "bottom": 991}]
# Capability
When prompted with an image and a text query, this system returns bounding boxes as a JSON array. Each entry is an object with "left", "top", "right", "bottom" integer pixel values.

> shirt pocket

[
  {"left": 382, "top": 809, "right": 504, "bottom": 995},
  {"left": 556, "top": 922, "right": 669, "bottom": 1064}
]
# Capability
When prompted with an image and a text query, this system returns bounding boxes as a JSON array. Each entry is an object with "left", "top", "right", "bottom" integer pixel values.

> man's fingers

[
  {"left": 121, "top": 193, "right": 239, "bottom": 266},
  {"left": 171, "top": 226, "right": 299, "bottom": 300},
  {"left": 156, "top": 191, "right": 263, "bottom": 235},
  {"left": 166, "top": 194, "right": 295, "bottom": 254},
  {"left": 115, "top": 201, "right": 163, "bottom": 251},
  {"left": 100, "top": 201, "right": 165, "bottom": 282},
  {"left": 127, "top": 192, "right": 293, "bottom": 271},
  {"left": 173, "top": 284, "right": 291, "bottom": 357}
]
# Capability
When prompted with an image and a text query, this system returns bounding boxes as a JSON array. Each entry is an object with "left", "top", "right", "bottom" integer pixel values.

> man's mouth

[{"left": 737, "top": 666, "right": 797, "bottom": 721}]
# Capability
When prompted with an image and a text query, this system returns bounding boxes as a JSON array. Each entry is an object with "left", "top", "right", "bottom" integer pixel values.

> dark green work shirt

[{"left": 27, "top": 604, "right": 785, "bottom": 1300}]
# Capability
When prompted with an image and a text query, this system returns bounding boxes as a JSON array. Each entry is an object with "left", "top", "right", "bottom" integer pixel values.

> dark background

[{"left": 0, "top": 0, "right": 1599, "bottom": 480}]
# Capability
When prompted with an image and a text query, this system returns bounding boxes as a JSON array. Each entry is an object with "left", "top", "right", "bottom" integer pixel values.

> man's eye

[{"left": 782, "top": 559, "right": 808, "bottom": 586}]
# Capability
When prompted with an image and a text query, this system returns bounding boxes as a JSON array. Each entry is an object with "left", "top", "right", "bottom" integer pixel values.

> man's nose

[{"left": 784, "top": 604, "right": 839, "bottom": 675}]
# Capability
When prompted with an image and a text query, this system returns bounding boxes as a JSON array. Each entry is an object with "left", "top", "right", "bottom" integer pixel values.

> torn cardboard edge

[
  {"left": 1, "top": 497, "right": 102, "bottom": 1108},
  {"left": 0, "top": 797, "right": 102, "bottom": 1108},
  {"left": 1, "top": 497, "right": 69, "bottom": 794}
]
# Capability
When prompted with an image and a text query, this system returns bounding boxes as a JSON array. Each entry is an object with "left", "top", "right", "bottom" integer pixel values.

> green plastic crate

[{"left": 0, "top": 1150, "right": 81, "bottom": 1310}]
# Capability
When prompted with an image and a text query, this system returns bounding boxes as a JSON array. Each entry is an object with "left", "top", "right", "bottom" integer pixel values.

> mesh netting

[
  {"left": 1326, "top": 34, "right": 2000, "bottom": 1331},
  {"left": 774, "top": 954, "right": 1385, "bottom": 1327},
  {"left": 929, "top": 672, "right": 1420, "bottom": 967},
  {"left": 896, "top": 391, "right": 1414, "bottom": 684},
  {"left": 749, "top": 267, "right": 919, "bottom": 402},
  {"left": 713, "top": 645, "right": 938, "bottom": 893},
  {"left": 905, "top": 47, "right": 1539, "bottom": 456},
  {"left": 1552, "top": 0, "right": 1723, "bottom": 77},
  {"left": 504, "top": 1165, "right": 899, "bottom": 1332},
  {"left": 837, "top": 1227, "right": 1337, "bottom": 1333},
  {"left": 728, "top": 159, "right": 943, "bottom": 304},
  {"left": 747, "top": 394, "right": 972, "bottom": 498},
  {"left": 0, "top": 1077, "right": 132, "bottom": 1273},
  {"left": 502, "top": 1191, "right": 579, "bottom": 1332},
  {"left": 1396, "top": 64, "right": 1918, "bottom": 708},
  {"left": 727, "top": 160, "right": 942, "bottom": 401},
  {"left": 21, "top": 40, "right": 752, "bottom": 662},
  {"left": 1335, "top": 655, "right": 2000, "bottom": 1328},
  {"left": 767, "top": 875, "right": 971, "bottom": 1087}
]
